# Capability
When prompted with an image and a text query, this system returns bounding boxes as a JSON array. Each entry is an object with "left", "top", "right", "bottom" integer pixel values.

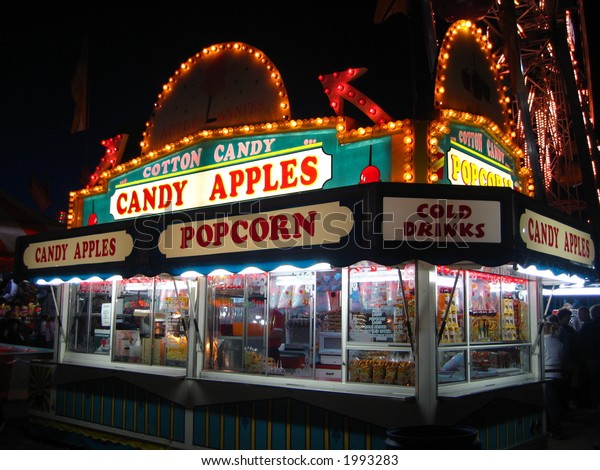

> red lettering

[
  {"left": 232, "top": 220, "right": 248, "bottom": 244},
  {"left": 263, "top": 164, "right": 279, "bottom": 191},
  {"left": 249, "top": 217, "right": 269, "bottom": 241},
  {"left": 229, "top": 170, "right": 244, "bottom": 197},
  {"left": 280, "top": 159, "right": 297, "bottom": 189},
  {"left": 142, "top": 187, "right": 156, "bottom": 211},
  {"left": 293, "top": 211, "right": 317, "bottom": 238},
  {"left": 245, "top": 167, "right": 261, "bottom": 195},
  {"left": 300, "top": 156, "right": 318, "bottom": 185},
  {"left": 209, "top": 174, "right": 228, "bottom": 201},
  {"left": 180, "top": 226, "right": 194, "bottom": 249},
  {"left": 196, "top": 225, "right": 212, "bottom": 248},
  {"left": 117, "top": 193, "right": 128, "bottom": 215},
  {"left": 270, "top": 214, "right": 292, "bottom": 240},
  {"left": 528, "top": 218, "right": 539, "bottom": 243},
  {"left": 213, "top": 222, "right": 230, "bottom": 246},
  {"left": 128, "top": 192, "right": 141, "bottom": 214}
]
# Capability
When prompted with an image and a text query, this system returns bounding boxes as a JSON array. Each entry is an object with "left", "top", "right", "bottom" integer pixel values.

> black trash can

[{"left": 385, "top": 425, "right": 481, "bottom": 450}]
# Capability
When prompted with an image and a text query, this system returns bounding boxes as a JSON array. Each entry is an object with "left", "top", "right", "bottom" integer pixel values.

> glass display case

[
  {"left": 346, "top": 262, "right": 416, "bottom": 386},
  {"left": 438, "top": 349, "right": 467, "bottom": 384},
  {"left": 348, "top": 349, "right": 415, "bottom": 385},
  {"left": 348, "top": 263, "right": 416, "bottom": 346},
  {"left": 67, "top": 281, "right": 113, "bottom": 354},
  {"left": 437, "top": 268, "right": 532, "bottom": 386},
  {"left": 114, "top": 275, "right": 190, "bottom": 366},
  {"left": 64, "top": 275, "right": 189, "bottom": 368},
  {"left": 468, "top": 272, "right": 501, "bottom": 342},
  {"left": 206, "top": 272, "right": 268, "bottom": 373},
  {"left": 470, "top": 345, "right": 530, "bottom": 380},
  {"left": 58, "top": 260, "right": 537, "bottom": 394},
  {"left": 205, "top": 267, "right": 345, "bottom": 381},
  {"left": 436, "top": 267, "right": 465, "bottom": 344}
]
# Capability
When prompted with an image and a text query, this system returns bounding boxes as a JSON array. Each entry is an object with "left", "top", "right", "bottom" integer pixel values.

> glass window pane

[
  {"left": 436, "top": 268, "right": 465, "bottom": 344},
  {"left": 155, "top": 275, "right": 190, "bottom": 367},
  {"left": 206, "top": 273, "right": 268, "bottom": 373},
  {"left": 348, "top": 263, "right": 415, "bottom": 345},
  {"left": 67, "top": 281, "right": 112, "bottom": 354},
  {"left": 468, "top": 272, "right": 501, "bottom": 342},
  {"left": 470, "top": 346, "right": 530, "bottom": 380},
  {"left": 269, "top": 270, "right": 315, "bottom": 378},
  {"left": 501, "top": 276, "right": 529, "bottom": 342},
  {"left": 347, "top": 349, "right": 415, "bottom": 386},
  {"left": 438, "top": 349, "right": 466, "bottom": 384},
  {"left": 113, "top": 277, "right": 152, "bottom": 364}
]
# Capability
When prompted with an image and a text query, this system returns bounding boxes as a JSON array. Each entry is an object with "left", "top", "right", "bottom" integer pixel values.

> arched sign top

[
  {"left": 434, "top": 20, "right": 510, "bottom": 133},
  {"left": 140, "top": 42, "right": 291, "bottom": 156}
]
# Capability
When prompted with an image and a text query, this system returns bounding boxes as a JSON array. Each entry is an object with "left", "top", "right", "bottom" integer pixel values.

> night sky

[{"left": 1, "top": 1, "right": 598, "bottom": 219}]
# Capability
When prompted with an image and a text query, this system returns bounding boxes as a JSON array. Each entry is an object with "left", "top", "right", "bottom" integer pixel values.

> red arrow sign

[
  {"left": 318, "top": 67, "right": 393, "bottom": 124},
  {"left": 87, "top": 134, "right": 128, "bottom": 188}
]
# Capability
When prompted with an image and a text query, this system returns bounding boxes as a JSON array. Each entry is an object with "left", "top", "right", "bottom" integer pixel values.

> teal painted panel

[
  {"left": 113, "top": 379, "right": 125, "bottom": 429},
  {"left": 289, "top": 402, "right": 307, "bottom": 450},
  {"left": 135, "top": 389, "right": 147, "bottom": 433},
  {"left": 309, "top": 406, "right": 325, "bottom": 450},
  {"left": 238, "top": 402, "right": 253, "bottom": 450},
  {"left": 208, "top": 405, "right": 222, "bottom": 449},
  {"left": 159, "top": 397, "right": 172, "bottom": 440},
  {"left": 347, "top": 418, "right": 366, "bottom": 450},
  {"left": 509, "top": 416, "right": 518, "bottom": 448},
  {"left": 254, "top": 400, "right": 268, "bottom": 450},
  {"left": 172, "top": 402, "right": 185, "bottom": 443},
  {"left": 270, "top": 399, "right": 287, "bottom": 450},
  {"left": 92, "top": 380, "right": 103, "bottom": 424},
  {"left": 193, "top": 406, "right": 207, "bottom": 447},
  {"left": 497, "top": 420, "right": 508, "bottom": 449},
  {"left": 323, "top": 138, "right": 392, "bottom": 189},
  {"left": 487, "top": 404, "right": 499, "bottom": 450},
  {"left": 146, "top": 393, "right": 158, "bottom": 436},
  {"left": 73, "top": 384, "right": 83, "bottom": 419},
  {"left": 518, "top": 415, "right": 527, "bottom": 444},
  {"left": 327, "top": 412, "right": 345, "bottom": 450},
  {"left": 222, "top": 403, "right": 237, "bottom": 450},
  {"left": 83, "top": 382, "right": 92, "bottom": 421},
  {"left": 124, "top": 383, "right": 136, "bottom": 432},
  {"left": 102, "top": 379, "right": 114, "bottom": 426}
]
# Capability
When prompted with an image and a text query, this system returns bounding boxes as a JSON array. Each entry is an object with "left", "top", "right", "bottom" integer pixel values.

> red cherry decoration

[{"left": 360, "top": 165, "right": 381, "bottom": 184}]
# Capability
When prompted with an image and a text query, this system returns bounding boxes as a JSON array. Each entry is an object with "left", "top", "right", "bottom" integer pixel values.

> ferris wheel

[{"left": 477, "top": 0, "right": 599, "bottom": 223}]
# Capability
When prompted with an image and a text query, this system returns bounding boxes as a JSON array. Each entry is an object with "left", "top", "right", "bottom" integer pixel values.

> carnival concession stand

[{"left": 13, "top": 26, "right": 597, "bottom": 450}]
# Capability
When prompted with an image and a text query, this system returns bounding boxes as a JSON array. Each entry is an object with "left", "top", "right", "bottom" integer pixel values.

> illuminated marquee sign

[
  {"left": 80, "top": 128, "right": 395, "bottom": 226},
  {"left": 445, "top": 125, "right": 517, "bottom": 189},
  {"left": 519, "top": 209, "right": 595, "bottom": 267},
  {"left": 158, "top": 201, "right": 354, "bottom": 257},
  {"left": 382, "top": 197, "right": 502, "bottom": 243},
  {"left": 109, "top": 146, "right": 332, "bottom": 220},
  {"left": 22, "top": 231, "right": 134, "bottom": 269},
  {"left": 448, "top": 147, "right": 513, "bottom": 188}
]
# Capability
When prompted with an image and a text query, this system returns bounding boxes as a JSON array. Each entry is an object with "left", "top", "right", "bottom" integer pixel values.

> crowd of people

[
  {"left": 0, "top": 276, "right": 55, "bottom": 349},
  {"left": 543, "top": 303, "right": 600, "bottom": 442}
]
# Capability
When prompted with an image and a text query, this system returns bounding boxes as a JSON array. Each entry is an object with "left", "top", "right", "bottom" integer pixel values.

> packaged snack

[
  {"left": 372, "top": 359, "right": 386, "bottom": 383},
  {"left": 384, "top": 360, "right": 398, "bottom": 384}
]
